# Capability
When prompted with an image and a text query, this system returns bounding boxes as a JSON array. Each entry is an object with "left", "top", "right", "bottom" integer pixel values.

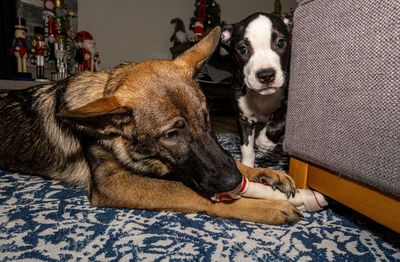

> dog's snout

[
  {"left": 221, "top": 169, "right": 243, "bottom": 192},
  {"left": 256, "top": 68, "right": 275, "bottom": 84}
]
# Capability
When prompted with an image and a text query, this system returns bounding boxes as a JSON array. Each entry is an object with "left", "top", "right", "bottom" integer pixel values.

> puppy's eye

[
  {"left": 238, "top": 45, "right": 248, "bottom": 55},
  {"left": 164, "top": 130, "right": 179, "bottom": 139},
  {"left": 277, "top": 39, "right": 286, "bottom": 49}
]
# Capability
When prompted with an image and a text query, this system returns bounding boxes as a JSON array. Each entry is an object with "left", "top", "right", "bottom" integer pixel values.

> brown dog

[{"left": 0, "top": 27, "right": 301, "bottom": 225}]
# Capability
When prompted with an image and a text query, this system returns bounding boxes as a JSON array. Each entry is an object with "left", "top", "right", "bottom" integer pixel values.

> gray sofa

[{"left": 283, "top": 0, "right": 399, "bottom": 232}]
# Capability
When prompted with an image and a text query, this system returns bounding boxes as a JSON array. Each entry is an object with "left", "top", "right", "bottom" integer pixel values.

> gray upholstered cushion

[{"left": 284, "top": 0, "right": 400, "bottom": 197}]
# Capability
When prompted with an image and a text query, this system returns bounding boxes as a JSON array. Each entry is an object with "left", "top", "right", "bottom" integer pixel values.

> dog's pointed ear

[
  {"left": 57, "top": 96, "right": 133, "bottom": 136},
  {"left": 174, "top": 26, "right": 221, "bottom": 74}
]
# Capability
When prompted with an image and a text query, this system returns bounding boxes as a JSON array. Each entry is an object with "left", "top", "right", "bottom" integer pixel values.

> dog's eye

[
  {"left": 238, "top": 45, "right": 248, "bottom": 55},
  {"left": 164, "top": 130, "right": 179, "bottom": 139},
  {"left": 277, "top": 39, "right": 286, "bottom": 49}
]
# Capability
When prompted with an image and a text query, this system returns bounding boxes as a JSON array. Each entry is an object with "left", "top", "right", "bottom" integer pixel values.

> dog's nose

[{"left": 256, "top": 68, "right": 275, "bottom": 84}]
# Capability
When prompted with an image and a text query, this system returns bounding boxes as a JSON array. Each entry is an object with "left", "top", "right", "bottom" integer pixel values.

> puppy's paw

[
  {"left": 256, "top": 169, "right": 297, "bottom": 198},
  {"left": 255, "top": 135, "right": 276, "bottom": 152}
]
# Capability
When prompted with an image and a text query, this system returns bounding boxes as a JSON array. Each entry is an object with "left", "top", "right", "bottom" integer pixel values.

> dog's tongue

[{"left": 211, "top": 176, "right": 245, "bottom": 202}]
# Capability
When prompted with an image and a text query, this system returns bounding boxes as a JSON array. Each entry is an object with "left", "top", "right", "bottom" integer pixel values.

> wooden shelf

[{"left": 0, "top": 79, "right": 40, "bottom": 90}]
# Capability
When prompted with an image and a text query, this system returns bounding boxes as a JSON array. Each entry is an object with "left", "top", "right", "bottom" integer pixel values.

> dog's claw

[
  {"left": 281, "top": 211, "right": 291, "bottom": 225},
  {"left": 281, "top": 208, "right": 301, "bottom": 225},
  {"left": 256, "top": 170, "right": 297, "bottom": 200}
]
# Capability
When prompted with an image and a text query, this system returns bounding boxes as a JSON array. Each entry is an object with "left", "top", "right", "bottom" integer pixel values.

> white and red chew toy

[{"left": 212, "top": 177, "right": 328, "bottom": 212}]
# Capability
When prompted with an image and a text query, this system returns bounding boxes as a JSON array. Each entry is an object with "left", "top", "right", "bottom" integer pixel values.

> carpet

[{"left": 0, "top": 133, "right": 399, "bottom": 261}]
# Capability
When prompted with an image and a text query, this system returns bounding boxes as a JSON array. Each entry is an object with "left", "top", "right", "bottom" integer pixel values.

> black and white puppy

[{"left": 220, "top": 12, "right": 290, "bottom": 167}]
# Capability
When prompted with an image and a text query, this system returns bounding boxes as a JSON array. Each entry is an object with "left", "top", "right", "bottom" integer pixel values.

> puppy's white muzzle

[{"left": 243, "top": 51, "right": 285, "bottom": 95}]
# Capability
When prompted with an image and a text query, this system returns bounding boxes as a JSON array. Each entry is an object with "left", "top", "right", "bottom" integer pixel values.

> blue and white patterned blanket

[{"left": 1, "top": 133, "right": 399, "bottom": 261}]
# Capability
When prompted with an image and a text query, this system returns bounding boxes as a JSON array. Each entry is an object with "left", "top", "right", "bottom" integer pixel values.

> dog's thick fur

[{"left": 0, "top": 27, "right": 301, "bottom": 225}]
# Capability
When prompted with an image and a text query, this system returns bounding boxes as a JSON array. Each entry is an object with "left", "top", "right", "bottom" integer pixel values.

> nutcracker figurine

[
  {"left": 10, "top": 18, "right": 29, "bottom": 74},
  {"left": 56, "top": 48, "right": 67, "bottom": 80},
  {"left": 42, "top": 1, "right": 56, "bottom": 61},
  {"left": 31, "top": 27, "right": 50, "bottom": 79},
  {"left": 43, "top": 0, "right": 71, "bottom": 79}
]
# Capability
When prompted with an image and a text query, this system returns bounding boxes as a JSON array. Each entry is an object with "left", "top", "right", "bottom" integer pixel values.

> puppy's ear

[
  {"left": 174, "top": 26, "right": 221, "bottom": 74},
  {"left": 219, "top": 24, "right": 233, "bottom": 56},
  {"left": 282, "top": 17, "right": 291, "bottom": 26},
  {"left": 220, "top": 24, "right": 233, "bottom": 46},
  {"left": 57, "top": 96, "right": 133, "bottom": 136}
]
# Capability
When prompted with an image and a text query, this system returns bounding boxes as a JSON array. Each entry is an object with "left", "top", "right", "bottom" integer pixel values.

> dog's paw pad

[{"left": 255, "top": 136, "right": 276, "bottom": 152}]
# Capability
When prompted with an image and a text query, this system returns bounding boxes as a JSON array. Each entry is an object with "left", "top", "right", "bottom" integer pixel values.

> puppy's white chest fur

[{"left": 238, "top": 88, "right": 284, "bottom": 123}]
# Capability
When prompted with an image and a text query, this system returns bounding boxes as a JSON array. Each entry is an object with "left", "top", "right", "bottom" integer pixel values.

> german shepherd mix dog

[{"left": 0, "top": 27, "right": 301, "bottom": 225}]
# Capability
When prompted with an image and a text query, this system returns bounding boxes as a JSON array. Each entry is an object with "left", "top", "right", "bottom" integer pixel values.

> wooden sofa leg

[
  {"left": 288, "top": 157, "right": 400, "bottom": 233},
  {"left": 288, "top": 157, "right": 309, "bottom": 189}
]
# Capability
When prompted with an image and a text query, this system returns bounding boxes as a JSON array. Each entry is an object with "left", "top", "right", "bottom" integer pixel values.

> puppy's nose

[{"left": 256, "top": 68, "right": 275, "bottom": 84}]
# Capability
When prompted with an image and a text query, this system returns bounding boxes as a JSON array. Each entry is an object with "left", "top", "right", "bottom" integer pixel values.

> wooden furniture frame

[{"left": 289, "top": 157, "right": 400, "bottom": 233}]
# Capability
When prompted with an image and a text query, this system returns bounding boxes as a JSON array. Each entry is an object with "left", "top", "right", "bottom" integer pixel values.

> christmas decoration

[
  {"left": 31, "top": 27, "right": 50, "bottom": 79},
  {"left": 190, "top": 0, "right": 224, "bottom": 41},
  {"left": 74, "top": 34, "right": 84, "bottom": 72},
  {"left": 170, "top": 18, "right": 188, "bottom": 46},
  {"left": 193, "top": 21, "right": 204, "bottom": 40},
  {"left": 274, "top": 0, "right": 282, "bottom": 13},
  {"left": 77, "top": 31, "right": 100, "bottom": 72},
  {"left": 42, "top": 0, "right": 75, "bottom": 80},
  {"left": 10, "top": 18, "right": 29, "bottom": 74}
]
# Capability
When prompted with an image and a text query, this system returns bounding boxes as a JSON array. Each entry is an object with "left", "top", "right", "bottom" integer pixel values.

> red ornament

[{"left": 198, "top": 0, "right": 207, "bottom": 24}]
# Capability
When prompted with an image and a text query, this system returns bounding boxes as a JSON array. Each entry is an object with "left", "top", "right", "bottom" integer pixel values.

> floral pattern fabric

[{"left": 1, "top": 133, "right": 399, "bottom": 261}]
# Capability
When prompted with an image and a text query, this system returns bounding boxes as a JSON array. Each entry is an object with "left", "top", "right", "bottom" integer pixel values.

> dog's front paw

[
  {"left": 210, "top": 198, "right": 302, "bottom": 225},
  {"left": 246, "top": 199, "right": 303, "bottom": 225},
  {"left": 256, "top": 169, "right": 296, "bottom": 198},
  {"left": 255, "top": 135, "right": 276, "bottom": 152},
  {"left": 276, "top": 200, "right": 303, "bottom": 225}
]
